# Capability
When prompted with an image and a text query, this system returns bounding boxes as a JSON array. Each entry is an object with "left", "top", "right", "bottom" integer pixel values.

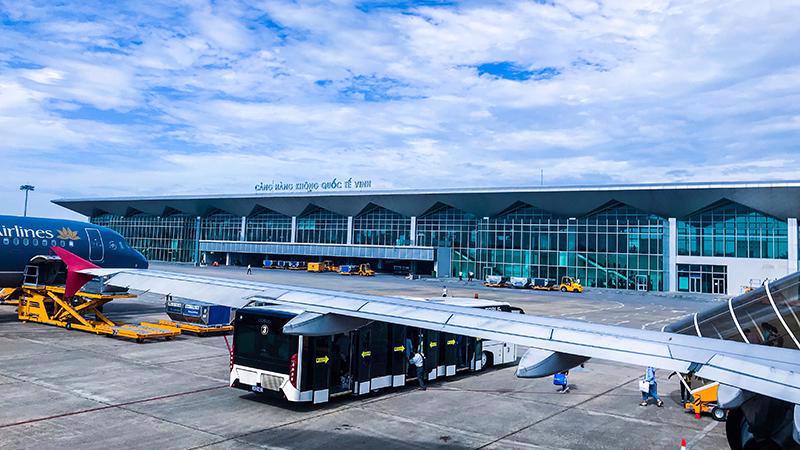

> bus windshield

[{"left": 234, "top": 310, "right": 298, "bottom": 375}]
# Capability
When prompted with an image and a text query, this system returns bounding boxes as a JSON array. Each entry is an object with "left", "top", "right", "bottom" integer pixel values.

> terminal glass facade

[
  {"left": 85, "top": 191, "right": 793, "bottom": 294},
  {"left": 200, "top": 213, "right": 241, "bottom": 241},
  {"left": 296, "top": 207, "right": 348, "bottom": 244},
  {"left": 91, "top": 214, "right": 196, "bottom": 262},
  {"left": 450, "top": 203, "right": 665, "bottom": 291},
  {"left": 677, "top": 201, "right": 788, "bottom": 259},
  {"left": 353, "top": 205, "right": 411, "bottom": 246},
  {"left": 416, "top": 204, "right": 477, "bottom": 248},
  {"left": 245, "top": 211, "right": 292, "bottom": 242}
]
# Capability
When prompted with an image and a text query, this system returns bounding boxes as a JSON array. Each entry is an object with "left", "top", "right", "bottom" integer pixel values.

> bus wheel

[
  {"left": 711, "top": 406, "right": 726, "bottom": 421},
  {"left": 481, "top": 351, "right": 492, "bottom": 368}
]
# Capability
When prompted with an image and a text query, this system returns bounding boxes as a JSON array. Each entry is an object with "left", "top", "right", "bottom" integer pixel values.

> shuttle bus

[{"left": 230, "top": 298, "right": 522, "bottom": 403}]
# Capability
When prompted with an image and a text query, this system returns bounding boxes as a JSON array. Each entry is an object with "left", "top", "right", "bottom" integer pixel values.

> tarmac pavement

[{"left": 0, "top": 263, "right": 729, "bottom": 449}]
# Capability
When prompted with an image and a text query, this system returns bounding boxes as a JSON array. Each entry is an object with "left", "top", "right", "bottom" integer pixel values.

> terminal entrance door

[
  {"left": 636, "top": 275, "right": 648, "bottom": 291},
  {"left": 712, "top": 276, "right": 726, "bottom": 295},
  {"left": 690, "top": 275, "right": 702, "bottom": 293}
]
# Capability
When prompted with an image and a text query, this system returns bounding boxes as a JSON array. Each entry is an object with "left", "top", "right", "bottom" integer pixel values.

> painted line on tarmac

[
  {"left": 641, "top": 313, "right": 691, "bottom": 330},
  {"left": 474, "top": 376, "right": 639, "bottom": 449},
  {"left": 0, "top": 385, "right": 226, "bottom": 430},
  {"left": 687, "top": 418, "right": 721, "bottom": 447}
]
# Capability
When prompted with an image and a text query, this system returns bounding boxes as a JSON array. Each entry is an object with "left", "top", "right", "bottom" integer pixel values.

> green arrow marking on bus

[
  {"left": 315, "top": 356, "right": 329, "bottom": 364},
  {"left": 361, "top": 350, "right": 371, "bottom": 358},
  {"left": 393, "top": 345, "right": 405, "bottom": 352},
  {"left": 447, "top": 339, "right": 456, "bottom": 345}
]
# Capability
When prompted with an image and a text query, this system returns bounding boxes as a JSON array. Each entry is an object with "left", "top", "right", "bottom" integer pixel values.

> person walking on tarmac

[
  {"left": 410, "top": 351, "right": 426, "bottom": 390},
  {"left": 640, "top": 366, "right": 663, "bottom": 407},
  {"left": 458, "top": 271, "right": 463, "bottom": 281},
  {"left": 555, "top": 370, "right": 570, "bottom": 393},
  {"left": 246, "top": 264, "right": 252, "bottom": 275},
  {"left": 442, "top": 286, "right": 448, "bottom": 297}
]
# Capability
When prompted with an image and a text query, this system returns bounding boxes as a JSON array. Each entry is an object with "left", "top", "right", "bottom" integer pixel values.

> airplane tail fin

[{"left": 50, "top": 246, "right": 99, "bottom": 298}]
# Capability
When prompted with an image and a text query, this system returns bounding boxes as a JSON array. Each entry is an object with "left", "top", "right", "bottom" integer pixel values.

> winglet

[{"left": 50, "top": 246, "right": 99, "bottom": 298}]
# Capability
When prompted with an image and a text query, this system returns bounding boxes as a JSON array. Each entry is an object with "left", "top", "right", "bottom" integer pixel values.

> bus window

[{"left": 233, "top": 312, "right": 297, "bottom": 375}]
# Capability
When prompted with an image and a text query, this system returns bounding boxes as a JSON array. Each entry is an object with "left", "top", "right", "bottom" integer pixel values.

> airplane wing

[{"left": 83, "top": 267, "right": 800, "bottom": 407}]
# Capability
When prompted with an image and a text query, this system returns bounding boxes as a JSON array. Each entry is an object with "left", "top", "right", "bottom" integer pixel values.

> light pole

[{"left": 19, "top": 185, "right": 35, "bottom": 217}]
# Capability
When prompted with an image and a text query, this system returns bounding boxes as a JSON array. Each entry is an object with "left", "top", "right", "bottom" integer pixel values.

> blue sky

[{"left": 1, "top": 0, "right": 799, "bottom": 219}]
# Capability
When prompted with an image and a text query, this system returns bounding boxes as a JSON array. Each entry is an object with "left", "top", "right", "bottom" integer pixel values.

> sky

[{"left": 1, "top": 0, "right": 799, "bottom": 219}]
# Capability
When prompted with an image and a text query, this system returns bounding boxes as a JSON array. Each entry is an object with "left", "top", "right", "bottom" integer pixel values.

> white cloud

[{"left": 0, "top": 0, "right": 798, "bottom": 218}]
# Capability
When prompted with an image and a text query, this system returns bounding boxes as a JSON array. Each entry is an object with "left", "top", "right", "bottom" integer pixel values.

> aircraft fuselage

[{"left": 0, "top": 215, "right": 147, "bottom": 287}]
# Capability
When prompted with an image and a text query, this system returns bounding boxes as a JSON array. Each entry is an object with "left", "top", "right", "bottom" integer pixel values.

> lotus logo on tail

[{"left": 57, "top": 227, "right": 80, "bottom": 240}]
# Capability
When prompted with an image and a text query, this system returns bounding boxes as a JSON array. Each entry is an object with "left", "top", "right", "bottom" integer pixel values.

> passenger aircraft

[
  {"left": 0, "top": 215, "right": 147, "bottom": 288},
  {"left": 0, "top": 214, "right": 796, "bottom": 448}
]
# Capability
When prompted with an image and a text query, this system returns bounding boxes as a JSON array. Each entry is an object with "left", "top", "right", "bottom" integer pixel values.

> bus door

[
  {"left": 330, "top": 333, "right": 353, "bottom": 395},
  {"left": 437, "top": 333, "right": 447, "bottom": 377},
  {"left": 353, "top": 328, "right": 372, "bottom": 395},
  {"left": 443, "top": 333, "right": 457, "bottom": 376},
  {"left": 388, "top": 324, "right": 407, "bottom": 387},
  {"left": 424, "top": 330, "right": 440, "bottom": 381},
  {"left": 369, "top": 323, "right": 391, "bottom": 390},
  {"left": 311, "top": 336, "right": 331, "bottom": 404},
  {"left": 469, "top": 337, "right": 484, "bottom": 371},
  {"left": 455, "top": 334, "right": 468, "bottom": 371}
]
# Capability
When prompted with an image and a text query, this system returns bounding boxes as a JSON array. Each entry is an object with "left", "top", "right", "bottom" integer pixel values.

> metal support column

[
  {"left": 194, "top": 216, "right": 201, "bottom": 266},
  {"left": 788, "top": 218, "right": 798, "bottom": 274},
  {"left": 667, "top": 218, "right": 677, "bottom": 292},
  {"left": 240, "top": 216, "right": 246, "bottom": 241},
  {"left": 410, "top": 216, "right": 417, "bottom": 245},
  {"left": 290, "top": 216, "right": 297, "bottom": 243},
  {"left": 347, "top": 216, "right": 353, "bottom": 245}
]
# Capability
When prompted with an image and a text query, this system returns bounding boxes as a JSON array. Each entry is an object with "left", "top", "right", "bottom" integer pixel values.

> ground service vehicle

[
  {"left": 484, "top": 275, "right": 508, "bottom": 287},
  {"left": 338, "top": 263, "right": 374, "bottom": 276},
  {"left": 508, "top": 277, "right": 530, "bottom": 289},
  {"left": 230, "top": 298, "right": 521, "bottom": 403},
  {"left": 307, "top": 260, "right": 336, "bottom": 272},
  {"left": 531, "top": 278, "right": 557, "bottom": 291},
  {"left": 559, "top": 276, "right": 583, "bottom": 293},
  {"left": 684, "top": 382, "right": 726, "bottom": 421}
]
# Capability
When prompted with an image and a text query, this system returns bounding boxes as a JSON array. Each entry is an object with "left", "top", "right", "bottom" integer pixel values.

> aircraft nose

[{"left": 132, "top": 249, "right": 149, "bottom": 269}]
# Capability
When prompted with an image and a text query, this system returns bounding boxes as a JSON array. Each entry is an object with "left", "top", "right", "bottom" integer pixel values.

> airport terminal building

[{"left": 54, "top": 181, "right": 800, "bottom": 295}]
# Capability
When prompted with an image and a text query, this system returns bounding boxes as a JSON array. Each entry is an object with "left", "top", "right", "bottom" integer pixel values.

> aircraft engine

[{"left": 515, "top": 347, "right": 589, "bottom": 378}]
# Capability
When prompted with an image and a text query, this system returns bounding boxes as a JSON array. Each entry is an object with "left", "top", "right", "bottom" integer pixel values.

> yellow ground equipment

[
  {"left": 339, "top": 263, "right": 375, "bottom": 276},
  {"left": 153, "top": 319, "right": 232, "bottom": 336},
  {"left": 680, "top": 379, "right": 726, "bottom": 421},
  {"left": 308, "top": 260, "right": 337, "bottom": 272},
  {"left": 0, "top": 287, "right": 19, "bottom": 306},
  {"left": 558, "top": 276, "right": 584, "bottom": 293},
  {"left": 17, "top": 285, "right": 180, "bottom": 343}
]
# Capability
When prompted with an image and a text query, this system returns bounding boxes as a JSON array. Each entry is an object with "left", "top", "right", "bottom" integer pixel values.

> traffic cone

[
  {"left": 474, "top": 292, "right": 479, "bottom": 299},
  {"left": 680, "top": 438, "right": 687, "bottom": 449},
  {"left": 695, "top": 410, "right": 701, "bottom": 420}
]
